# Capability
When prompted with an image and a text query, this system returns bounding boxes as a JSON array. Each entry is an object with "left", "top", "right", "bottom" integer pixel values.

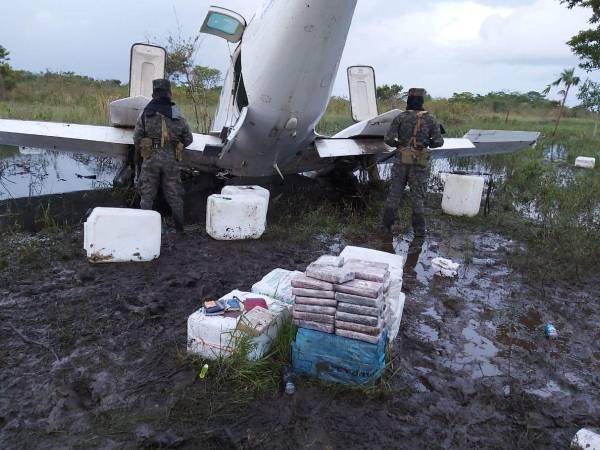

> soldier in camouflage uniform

[
  {"left": 383, "top": 88, "right": 444, "bottom": 237},
  {"left": 133, "top": 79, "right": 193, "bottom": 232}
]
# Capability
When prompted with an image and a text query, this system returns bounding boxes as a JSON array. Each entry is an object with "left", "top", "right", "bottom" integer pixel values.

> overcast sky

[{"left": 1, "top": 0, "right": 597, "bottom": 104}]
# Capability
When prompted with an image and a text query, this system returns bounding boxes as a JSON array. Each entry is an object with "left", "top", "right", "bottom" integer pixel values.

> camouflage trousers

[
  {"left": 138, "top": 150, "right": 184, "bottom": 221},
  {"left": 385, "top": 161, "right": 428, "bottom": 217}
]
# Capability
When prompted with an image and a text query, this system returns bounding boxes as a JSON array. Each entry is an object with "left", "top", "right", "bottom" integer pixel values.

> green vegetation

[
  {"left": 543, "top": 68, "right": 581, "bottom": 136},
  {"left": 0, "top": 45, "right": 20, "bottom": 97},
  {"left": 560, "top": 0, "right": 600, "bottom": 71}
]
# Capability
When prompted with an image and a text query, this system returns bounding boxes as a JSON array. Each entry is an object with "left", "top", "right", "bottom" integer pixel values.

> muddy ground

[{"left": 1, "top": 182, "right": 599, "bottom": 449}]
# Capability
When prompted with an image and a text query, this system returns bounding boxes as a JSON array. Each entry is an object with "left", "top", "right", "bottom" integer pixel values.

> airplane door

[
  {"left": 347, "top": 66, "right": 378, "bottom": 122},
  {"left": 200, "top": 7, "right": 246, "bottom": 43},
  {"left": 129, "top": 44, "right": 167, "bottom": 98}
]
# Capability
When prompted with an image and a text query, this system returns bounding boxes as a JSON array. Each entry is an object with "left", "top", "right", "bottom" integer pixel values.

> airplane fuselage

[{"left": 213, "top": 0, "right": 358, "bottom": 177}]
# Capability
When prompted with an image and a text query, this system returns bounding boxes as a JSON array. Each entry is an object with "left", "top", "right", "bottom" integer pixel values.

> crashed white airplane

[{"left": 0, "top": 1, "right": 539, "bottom": 179}]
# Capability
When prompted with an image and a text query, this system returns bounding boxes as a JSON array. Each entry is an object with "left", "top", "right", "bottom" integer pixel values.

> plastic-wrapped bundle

[
  {"left": 293, "top": 320, "right": 335, "bottom": 334},
  {"left": 334, "top": 279, "right": 383, "bottom": 299},
  {"left": 292, "top": 288, "right": 335, "bottom": 299},
  {"left": 293, "top": 310, "right": 335, "bottom": 324},
  {"left": 313, "top": 255, "right": 345, "bottom": 267},
  {"left": 337, "top": 302, "right": 381, "bottom": 317},
  {"left": 294, "top": 296, "right": 337, "bottom": 307},
  {"left": 335, "top": 329, "right": 380, "bottom": 344},
  {"left": 343, "top": 259, "right": 390, "bottom": 283},
  {"left": 335, "top": 311, "right": 379, "bottom": 327},
  {"left": 293, "top": 304, "right": 337, "bottom": 315},
  {"left": 291, "top": 275, "right": 334, "bottom": 291},
  {"left": 335, "top": 292, "right": 384, "bottom": 308},
  {"left": 305, "top": 264, "right": 355, "bottom": 284},
  {"left": 336, "top": 320, "right": 383, "bottom": 336}
]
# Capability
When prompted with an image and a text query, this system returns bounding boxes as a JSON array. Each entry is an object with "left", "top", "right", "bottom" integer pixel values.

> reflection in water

[
  {"left": 0, "top": 146, "right": 120, "bottom": 200},
  {"left": 544, "top": 144, "right": 568, "bottom": 162}
]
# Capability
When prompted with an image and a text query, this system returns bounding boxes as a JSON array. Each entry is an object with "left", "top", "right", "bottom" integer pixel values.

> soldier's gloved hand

[{"left": 383, "top": 207, "right": 396, "bottom": 231}]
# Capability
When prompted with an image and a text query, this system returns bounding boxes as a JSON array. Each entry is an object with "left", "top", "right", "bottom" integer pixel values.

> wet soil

[{"left": 1, "top": 186, "right": 599, "bottom": 449}]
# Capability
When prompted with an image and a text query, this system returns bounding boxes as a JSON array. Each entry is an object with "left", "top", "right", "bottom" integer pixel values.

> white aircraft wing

[
  {"left": 316, "top": 110, "right": 540, "bottom": 160},
  {"left": 0, "top": 119, "right": 223, "bottom": 166},
  {"left": 314, "top": 137, "right": 475, "bottom": 159}
]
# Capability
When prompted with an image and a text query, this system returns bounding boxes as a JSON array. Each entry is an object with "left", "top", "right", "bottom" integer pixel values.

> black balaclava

[
  {"left": 406, "top": 95, "right": 425, "bottom": 111},
  {"left": 144, "top": 79, "right": 174, "bottom": 119}
]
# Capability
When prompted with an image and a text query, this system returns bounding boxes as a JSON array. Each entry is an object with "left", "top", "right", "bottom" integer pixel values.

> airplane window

[{"left": 206, "top": 13, "right": 241, "bottom": 35}]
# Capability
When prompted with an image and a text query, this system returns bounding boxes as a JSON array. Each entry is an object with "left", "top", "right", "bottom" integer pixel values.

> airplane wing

[
  {"left": 316, "top": 111, "right": 540, "bottom": 161},
  {"left": 0, "top": 118, "right": 224, "bottom": 167}
]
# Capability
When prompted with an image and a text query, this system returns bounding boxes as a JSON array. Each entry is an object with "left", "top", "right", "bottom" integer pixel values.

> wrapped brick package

[
  {"left": 335, "top": 320, "right": 383, "bottom": 336},
  {"left": 293, "top": 310, "right": 335, "bottom": 324},
  {"left": 335, "top": 328, "right": 380, "bottom": 344},
  {"left": 336, "top": 311, "right": 379, "bottom": 327},
  {"left": 294, "top": 296, "right": 337, "bottom": 307},
  {"left": 305, "top": 264, "right": 355, "bottom": 284},
  {"left": 293, "top": 304, "right": 337, "bottom": 316},
  {"left": 292, "top": 288, "right": 336, "bottom": 299},
  {"left": 344, "top": 259, "right": 390, "bottom": 283},
  {"left": 313, "top": 255, "right": 345, "bottom": 267},
  {"left": 291, "top": 275, "right": 334, "bottom": 291},
  {"left": 293, "top": 320, "right": 335, "bottom": 334},
  {"left": 335, "top": 292, "right": 383, "bottom": 308},
  {"left": 337, "top": 302, "right": 381, "bottom": 318},
  {"left": 334, "top": 279, "right": 383, "bottom": 299}
]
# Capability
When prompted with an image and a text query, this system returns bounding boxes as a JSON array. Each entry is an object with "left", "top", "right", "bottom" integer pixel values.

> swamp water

[{"left": 0, "top": 145, "right": 120, "bottom": 200}]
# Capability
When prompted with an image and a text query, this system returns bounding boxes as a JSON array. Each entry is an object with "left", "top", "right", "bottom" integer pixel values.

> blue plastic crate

[{"left": 292, "top": 328, "right": 387, "bottom": 385}]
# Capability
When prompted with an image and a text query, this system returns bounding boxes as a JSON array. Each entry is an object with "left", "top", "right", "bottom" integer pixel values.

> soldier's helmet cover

[
  {"left": 153, "top": 79, "right": 172, "bottom": 94},
  {"left": 408, "top": 88, "right": 426, "bottom": 98}
]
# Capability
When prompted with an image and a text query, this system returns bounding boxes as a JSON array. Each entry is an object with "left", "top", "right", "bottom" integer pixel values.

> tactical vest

[
  {"left": 399, "top": 111, "right": 430, "bottom": 166},
  {"left": 138, "top": 113, "right": 184, "bottom": 161}
]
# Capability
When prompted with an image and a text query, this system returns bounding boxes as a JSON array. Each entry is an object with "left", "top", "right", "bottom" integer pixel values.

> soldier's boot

[{"left": 412, "top": 214, "right": 426, "bottom": 238}]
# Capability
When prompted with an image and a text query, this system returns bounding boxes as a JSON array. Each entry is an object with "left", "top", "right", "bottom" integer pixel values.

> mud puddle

[{"left": 1, "top": 194, "right": 599, "bottom": 449}]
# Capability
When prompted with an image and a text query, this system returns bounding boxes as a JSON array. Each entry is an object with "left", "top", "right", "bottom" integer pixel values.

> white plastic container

[
  {"left": 432, "top": 257, "right": 460, "bottom": 277},
  {"left": 252, "top": 269, "right": 304, "bottom": 305},
  {"left": 84, "top": 208, "right": 161, "bottom": 263},
  {"left": 384, "top": 280, "right": 406, "bottom": 343},
  {"left": 221, "top": 185, "right": 270, "bottom": 203},
  {"left": 187, "top": 290, "right": 291, "bottom": 360},
  {"left": 571, "top": 428, "right": 600, "bottom": 450},
  {"left": 575, "top": 157, "right": 596, "bottom": 169},
  {"left": 109, "top": 96, "right": 150, "bottom": 127},
  {"left": 206, "top": 194, "right": 268, "bottom": 240},
  {"left": 442, "top": 174, "right": 485, "bottom": 217}
]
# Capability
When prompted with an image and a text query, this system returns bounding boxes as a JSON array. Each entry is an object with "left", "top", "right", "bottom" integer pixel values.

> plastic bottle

[
  {"left": 544, "top": 324, "right": 559, "bottom": 339},
  {"left": 198, "top": 364, "right": 209, "bottom": 379},
  {"left": 282, "top": 367, "right": 296, "bottom": 395}
]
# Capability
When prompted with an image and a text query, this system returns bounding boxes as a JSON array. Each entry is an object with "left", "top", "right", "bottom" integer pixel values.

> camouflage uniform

[
  {"left": 133, "top": 91, "right": 193, "bottom": 228},
  {"left": 384, "top": 90, "right": 444, "bottom": 235}
]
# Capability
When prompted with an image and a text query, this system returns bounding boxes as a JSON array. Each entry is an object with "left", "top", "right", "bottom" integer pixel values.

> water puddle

[
  {"left": 449, "top": 319, "right": 503, "bottom": 379},
  {"left": 0, "top": 145, "right": 120, "bottom": 200},
  {"left": 544, "top": 144, "right": 568, "bottom": 162},
  {"left": 526, "top": 380, "right": 568, "bottom": 399}
]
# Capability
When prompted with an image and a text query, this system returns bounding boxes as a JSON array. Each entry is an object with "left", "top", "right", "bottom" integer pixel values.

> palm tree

[{"left": 543, "top": 68, "right": 581, "bottom": 137}]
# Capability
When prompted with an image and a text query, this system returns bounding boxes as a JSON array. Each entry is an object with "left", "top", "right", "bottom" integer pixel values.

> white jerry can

[
  {"left": 206, "top": 194, "right": 268, "bottom": 240},
  {"left": 84, "top": 208, "right": 161, "bottom": 263},
  {"left": 109, "top": 96, "right": 150, "bottom": 127},
  {"left": 575, "top": 157, "right": 596, "bottom": 169},
  {"left": 187, "top": 290, "right": 291, "bottom": 360},
  {"left": 442, "top": 174, "right": 485, "bottom": 217},
  {"left": 221, "top": 185, "right": 270, "bottom": 203}
]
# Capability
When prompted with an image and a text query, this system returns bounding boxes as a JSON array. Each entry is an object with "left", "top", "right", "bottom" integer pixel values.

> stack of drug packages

[{"left": 292, "top": 255, "right": 391, "bottom": 344}]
